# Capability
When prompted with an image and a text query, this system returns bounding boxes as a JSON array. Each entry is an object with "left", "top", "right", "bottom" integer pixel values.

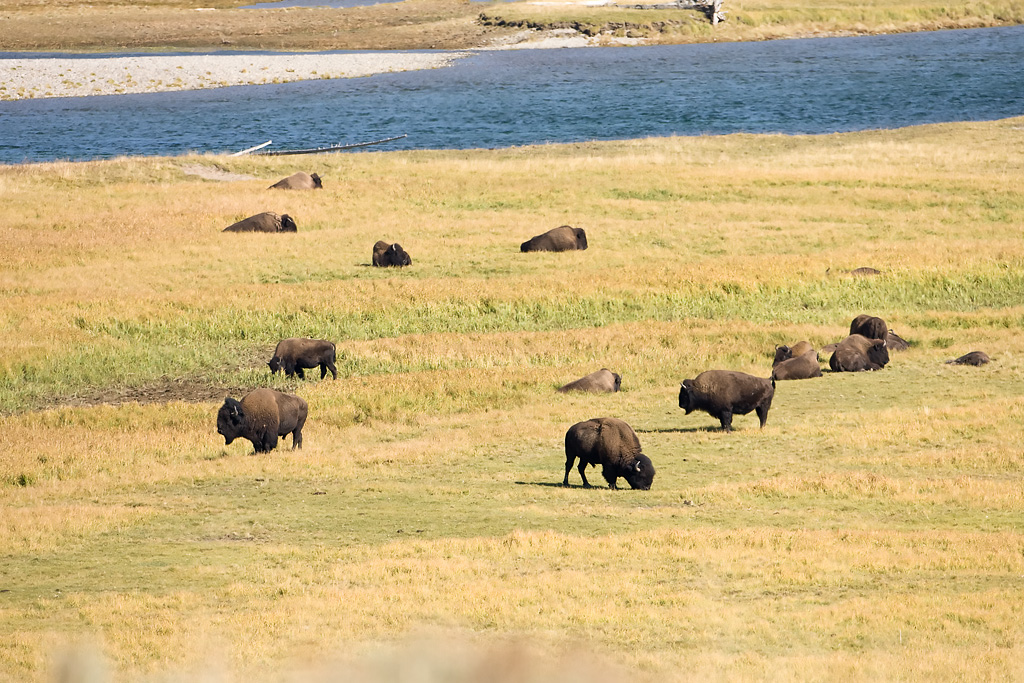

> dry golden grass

[{"left": 1, "top": 118, "right": 1023, "bottom": 681}]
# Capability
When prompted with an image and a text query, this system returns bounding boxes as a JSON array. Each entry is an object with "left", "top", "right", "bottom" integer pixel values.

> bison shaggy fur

[
  {"left": 223, "top": 212, "right": 297, "bottom": 233},
  {"left": 372, "top": 241, "right": 412, "bottom": 267},
  {"left": 563, "top": 417, "right": 655, "bottom": 490},
  {"left": 885, "top": 330, "right": 910, "bottom": 351},
  {"left": 772, "top": 350, "right": 822, "bottom": 381},
  {"left": 829, "top": 334, "right": 889, "bottom": 372},
  {"left": 268, "top": 338, "right": 337, "bottom": 380},
  {"left": 773, "top": 341, "right": 815, "bottom": 367},
  {"left": 557, "top": 368, "right": 622, "bottom": 394},
  {"left": 520, "top": 225, "right": 588, "bottom": 253},
  {"left": 679, "top": 370, "right": 775, "bottom": 432},
  {"left": 268, "top": 172, "right": 322, "bottom": 190},
  {"left": 946, "top": 351, "right": 991, "bottom": 366},
  {"left": 850, "top": 314, "right": 888, "bottom": 341},
  {"left": 217, "top": 388, "right": 308, "bottom": 453}
]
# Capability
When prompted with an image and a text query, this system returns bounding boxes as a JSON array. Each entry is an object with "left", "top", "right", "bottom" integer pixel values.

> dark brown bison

[
  {"left": 372, "top": 241, "right": 412, "bottom": 267},
  {"left": 520, "top": 225, "right": 588, "bottom": 253},
  {"left": 772, "top": 341, "right": 814, "bottom": 367},
  {"left": 557, "top": 369, "right": 621, "bottom": 394},
  {"left": 563, "top": 417, "right": 655, "bottom": 490},
  {"left": 269, "top": 172, "right": 322, "bottom": 190},
  {"left": 946, "top": 351, "right": 991, "bottom": 366},
  {"left": 679, "top": 370, "right": 775, "bottom": 432},
  {"left": 216, "top": 388, "right": 308, "bottom": 453},
  {"left": 772, "top": 350, "right": 822, "bottom": 381},
  {"left": 850, "top": 315, "right": 888, "bottom": 341},
  {"left": 223, "top": 212, "right": 297, "bottom": 233},
  {"left": 829, "top": 334, "right": 889, "bottom": 372},
  {"left": 885, "top": 330, "right": 910, "bottom": 351},
  {"left": 268, "top": 338, "right": 337, "bottom": 380}
]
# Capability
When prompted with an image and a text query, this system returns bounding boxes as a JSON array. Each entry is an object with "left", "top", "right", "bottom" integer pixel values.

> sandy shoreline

[{"left": 0, "top": 51, "right": 468, "bottom": 101}]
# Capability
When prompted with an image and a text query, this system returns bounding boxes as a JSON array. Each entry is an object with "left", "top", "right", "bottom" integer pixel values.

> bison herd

[{"left": 214, "top": 170, "right": 993, "bottom": 493}]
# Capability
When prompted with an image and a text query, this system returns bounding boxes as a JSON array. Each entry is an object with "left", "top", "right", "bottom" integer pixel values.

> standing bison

[
  {"left": 268, "top": 338, "right": 337, "bottom": 380},
  {"left": 223, "top": 212, "right": 297, "bottom": 233},
  {"left": 563, "top": 417, "right": 655, "bottom": 490},
  {"left": 557, "top": 369, "right": 622, "bottom": 394},
  {"left": 829, "top": 334, "right": 889, "bottom": 372},
  {"left": 216, "top": 388, "right": 308, "bottom": 453},
  {"left": 372, "top": 241, "right": 412, "bottom": 267},
  {"left": 269, "top": 172, "right": 322, "bottom": 190},
  {"left": 520, "top": 225, "right": 588, "bottom": 253},
  {"left": 679, "top": 370, "right": 775, "bottom": 432}
]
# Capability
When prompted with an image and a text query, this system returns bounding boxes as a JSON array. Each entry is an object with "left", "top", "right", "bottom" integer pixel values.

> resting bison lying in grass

[
  {"left": 772, "top": 350, "right": 822, "bottom": 381},
  {"left": 885, "top": 330, "right": 910, "bottom": 351},
  {"left": 269, "top": 171, "right": 322, "bottom": 190},
  {"left": 773, "top": 341, "right": 814, "bottom": 367},
  {"left": 829, "top": 334, "right": 889, "bottom": 372},
  {"left": 520, "top": 225, "right": 588, "bottom": 252},
  {"left": 563, "top": 417, "right": 655, "bottom": 490},
  {"left": 372, "top": 241, "right": 412, "bottom": 267},
  {"left": 557, "top": 368, "right": 621, "bottom": 394},
  {"left": 268, "top": 338, "right": 337, "bottom": 380},
  {"left": 217, "top": 388, "right": 308, "bottom": 453},
  {"left": 223, "top": 212, "right": 297, "bottom": 233},
  {"left": 679, "top": 370, "right": 775, "bottom": 432},
  {"left": 946, "top": 351, "right": 991, "bottom": 366}
]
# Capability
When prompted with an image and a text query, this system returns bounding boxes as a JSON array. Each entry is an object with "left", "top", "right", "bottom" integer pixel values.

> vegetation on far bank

[
  {"left": 1, "top": 119, "right": 1023, "bottom": 681},
  {"left": 0, "top": 0, "right": 1021, "bottom": 52}
]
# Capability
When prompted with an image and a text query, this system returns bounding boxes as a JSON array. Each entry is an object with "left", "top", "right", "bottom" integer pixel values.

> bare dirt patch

[{"left": 59, "top": 378, "right": 247, "bottom": 409}]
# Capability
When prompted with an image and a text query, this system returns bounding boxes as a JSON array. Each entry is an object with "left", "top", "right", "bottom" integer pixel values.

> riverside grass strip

[{"left": 0, "top": 119, "right": 1023, "bottom": 681}]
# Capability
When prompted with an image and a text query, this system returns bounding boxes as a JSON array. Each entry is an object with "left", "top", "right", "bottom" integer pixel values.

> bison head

[
  {"left": 216, "top": 398, "right": 245, "bottom": 445},
  {"left": 773, "top": 345, "right": 793, "bottom": 365},
  {"left": 623, "top": 454, "right": 655, "bottom": 490},
  {"left": 678, "top": 380, "right": 696, "bottom": 414},
  {"left": 267, "top": 356, "right": 282, "bottom": 374},
  {"left": 573, "top": 228, "right": 588, "bottom": 250},
  {"left": 280, "top": 214, "right": 298, "bottom": 232},
  {"left": 867, "top": 339, "right": 890, "bottom": 369},
  {"left": 612, "top": 372, "right": 622, "bottom": 392},
  {"left": 310, "top": 173, "right": 323, "bottom": 189},
  {"left": 388, "top": 243, "right": 412, "bottom": 266}
]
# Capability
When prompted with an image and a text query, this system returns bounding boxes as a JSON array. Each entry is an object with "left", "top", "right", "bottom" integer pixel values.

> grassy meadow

[{"left": 2, "top": 117, "right": 1024, "bottom": 681}]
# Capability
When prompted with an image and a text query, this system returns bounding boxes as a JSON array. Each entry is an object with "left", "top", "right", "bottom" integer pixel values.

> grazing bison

[
  {"left": 557, "top": 368, "right": 622, "bottom": 394},
  {"left": 268, "top": 338, "right": 337, "bottom": 380},
  {"left": 269, "top": 171, "right": 322, "bottom": 190},
  {"left": 216, "top": 388, "right": 308, "bottom": 453},
  {"left": 885, "top": 330, "right": 910, "bottom": 351},
  {"left": 946, "top": 351, "right": 991, "bottom": 366},
  {"left": 520, "top": 225, "right": 588, "bottom": 253},
  {"left": 829, "top": 334, "right": 889, "bottom": 372},
  {"left": 223, "top": 212, "right": 297, "bottom": 233},
  {"left": 772, "top": 350, "right": 822, "bottom": 381},
  {"left": 773, "top": 341, "right": 815, "bottom": 367},
  {"left": 678, "top": 370, "right": 775, "bottom": 432},
  {"left": 372, "top": 241, "right": 412, "bottom": 267},
  {"left": 563, "top": 417, "right": 655, "bottom": 490},
  {"left": 850, "top": 314, "right": 888, "bottom": 341}
]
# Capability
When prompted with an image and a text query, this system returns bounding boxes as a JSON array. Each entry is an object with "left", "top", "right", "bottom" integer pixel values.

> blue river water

[{"left": 0, "top": 26, "right": 1022, "bottom": 164}]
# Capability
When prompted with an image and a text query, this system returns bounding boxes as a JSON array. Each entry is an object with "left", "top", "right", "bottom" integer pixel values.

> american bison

[
  {"left": 520, "top": 225, "right": 588, "bottom": 253},
  {"left": 557, "top": 369, "right": 622, "bottom": 394},
  {"left": 679, "top": 370, "right": 775, "bottom": 432},
  {"left": 223, "top": 212, "right": 297, "bottom": 233},
  {"left": 850, "top": 314, "right": 888, "bottom": 341},
  {"left": 946, "top": 351, "right": 991, "bottom": 366},
  {"left": 269, "top": 172, "right": 322, "bottom": 190},
  {"left": 829, "top": 334, "right": 889, "bottom": 372},
  {"left": 885, "top": 330, "right": 910, "bottom": 351},
  {"left": 772, "top": 350, "right": 822, "bottom": 381},
  {"left": 216, "top": 388, "right": 308, "bottom": 453},
  {"left": 372, "top": 241, "right": 412, "bottom": 267},
  {"left": 563, "top": 417, "right": 655, "bottom": 490},
  {"left": 268, "top": 338, "right": 337, "bottom": 380},
  {"left": 773, "top": 341, "right": 814, "bottom": 367}
]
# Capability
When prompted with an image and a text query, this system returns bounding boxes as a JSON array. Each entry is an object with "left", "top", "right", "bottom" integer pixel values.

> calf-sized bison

[
  {"left": 850, "top": 314, "right": 888, "bottom": 340},
  {"left": 679, "top": 370, "right": 775, "bottom": 432},
  {"left": 946, "top": 351, "right": 991, "bottom": 366},
  {"left": 557, "top": 368, "right": 622, "bottom": 394},
  {"left": 268, "top": 338, "right": 337, "bottom": 380},
  {"left": 223, "top": 212, "right": 297, "bottom": 233},
  {"left": 269, "top": 172, "right": 322, "bottom": 190},
  {"left": 773, "top": 341, "right": 815, "bottom": 367},
  {"left": 520, "top": 225, "right": 588, "bottom": 253},
  {"left": 829, "top": 334, "right": 889, "bottom": 372},
  {"left": 372, "top": 241, "right": 412, "bottom": 267},
  {"left": 217, "top": 388, "right": 308, "bottom": 453},
  {"left": 563, "top": 417, "right": 655, "bottom": 490},
  {"left": 772, "top": 350, "right": 822, "bottom": 381}
]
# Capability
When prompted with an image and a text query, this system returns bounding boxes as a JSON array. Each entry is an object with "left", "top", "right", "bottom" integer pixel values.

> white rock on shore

[{"left": 0, "top": 51, "right": 466, "bottom": 101}]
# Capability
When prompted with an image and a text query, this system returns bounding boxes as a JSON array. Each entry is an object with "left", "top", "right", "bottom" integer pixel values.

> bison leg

[
  {"left": 755, "top": 404, "right": 770, "bottom": 428},
  {"left": 601, "top": 466, "right": 619, "bottom": 490},
  {"left": 325, "top": 361, "right": 338, "bottom": 380},
  {"left": 562, "top": 454, "right": 577, "bottom": 487},
  {"left": 577, "top": 461, "right": 592, "bottom": 488},
  {"left": 292, "top": 426, "right": 303, "bottom": 450},
  {"left": 295, "top": 366, "right": 305, "bottom": 379},
  {"left": 718, "top": 410, "right": 733, "bottom": 432}
]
